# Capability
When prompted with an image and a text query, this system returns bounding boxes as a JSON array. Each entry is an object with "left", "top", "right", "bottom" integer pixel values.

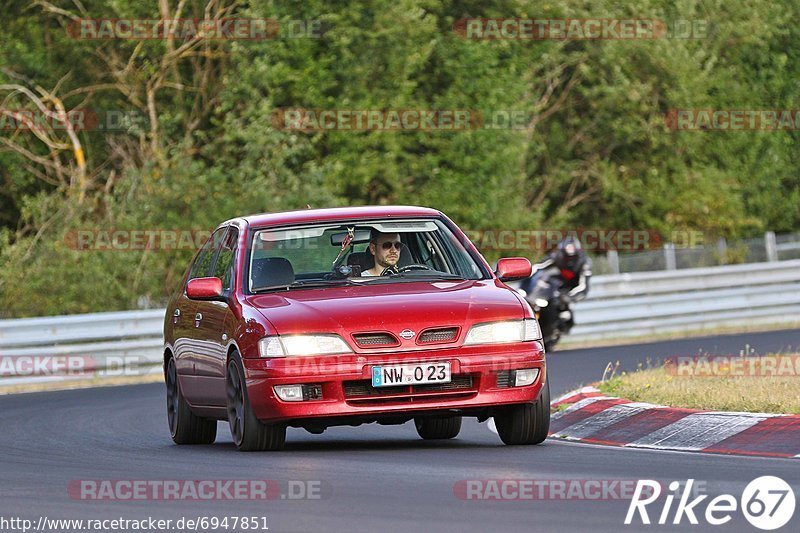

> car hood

[{"left": 245, "top": 279, "right": 525, "bottom": 346}]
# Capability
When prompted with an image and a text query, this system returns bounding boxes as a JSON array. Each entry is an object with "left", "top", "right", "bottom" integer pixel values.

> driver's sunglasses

[{"left": 380, "top": 241, "right": 404, "bottom": 251}]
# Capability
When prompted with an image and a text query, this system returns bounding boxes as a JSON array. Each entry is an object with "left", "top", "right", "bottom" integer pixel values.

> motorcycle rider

[{"left": 522, "top": 236, "right": 592, "bottom": 329}]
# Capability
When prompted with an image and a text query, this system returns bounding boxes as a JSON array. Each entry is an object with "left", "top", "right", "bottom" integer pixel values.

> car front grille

[
  {"left": 417, "top": 327, "right": 459, "bottom": 344},
  {"left": 352, "top": 332, "right": 399, "bottom": 347},
  {"left": 343, "top": 374, "right": 477, "bottom": 405}
]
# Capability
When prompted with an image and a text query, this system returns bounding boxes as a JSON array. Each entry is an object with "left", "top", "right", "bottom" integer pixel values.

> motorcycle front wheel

[{"left": 543, "top": 335, "right": 560, "bottom": 352}]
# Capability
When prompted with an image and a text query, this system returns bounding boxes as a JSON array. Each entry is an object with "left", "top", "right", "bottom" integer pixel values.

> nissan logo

[{"left": 399, "top": 329, "right": 416, "bottom": 340}]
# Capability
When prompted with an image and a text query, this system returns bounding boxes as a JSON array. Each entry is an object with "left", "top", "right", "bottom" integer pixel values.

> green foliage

[{"left": 1, "top": 0, "right": 799, "bottom": 317}]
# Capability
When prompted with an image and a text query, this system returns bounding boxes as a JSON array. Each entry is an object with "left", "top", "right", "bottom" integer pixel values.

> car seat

[{"left": 251, "top": 257, "right": 295, "bottom": 289}]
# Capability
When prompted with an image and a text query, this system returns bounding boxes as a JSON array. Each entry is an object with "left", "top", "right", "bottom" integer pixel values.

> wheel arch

[{"left": 226, "top": 342, "right": 241, "bottom": 368}]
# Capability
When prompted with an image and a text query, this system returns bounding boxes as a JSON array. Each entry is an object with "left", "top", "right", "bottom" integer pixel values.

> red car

[{"left": 163, "top": 206, "right": 549, "bottom": 451}]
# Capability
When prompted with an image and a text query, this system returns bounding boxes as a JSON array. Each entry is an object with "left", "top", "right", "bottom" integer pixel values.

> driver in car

[{"left": 362, "top": 230, "right": 403, "bottom": 276}]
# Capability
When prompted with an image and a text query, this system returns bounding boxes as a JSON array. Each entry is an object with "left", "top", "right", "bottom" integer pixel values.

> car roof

[{"left": 229, "top": 205, "right": 444, "bottom": 229}]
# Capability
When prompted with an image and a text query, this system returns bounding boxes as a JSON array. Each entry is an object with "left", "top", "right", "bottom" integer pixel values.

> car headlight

[
  {"left": 464, "top": 319, "right": 541, "bottom": 345},
  {"left": 258, "top": 334, "right": 353, "bottom": 357}
]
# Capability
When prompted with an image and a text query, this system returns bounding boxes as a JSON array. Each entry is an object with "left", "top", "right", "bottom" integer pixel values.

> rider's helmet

[{"left": 554, "top": 236, "right": 582, "bottom": 271}]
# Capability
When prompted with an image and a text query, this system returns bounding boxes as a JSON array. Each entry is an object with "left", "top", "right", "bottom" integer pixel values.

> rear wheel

[
  {"left": 414, "top": 416, "right": 462, "bottom": 440},
  {"left": 226, "top": 352, "right": 286, "bottom": 451},
  {"left": 166, "top": 357, "right": 217, "bottom": 445},
  {"left": 494, "top": 380, "right": 550, "bottom": 445}
]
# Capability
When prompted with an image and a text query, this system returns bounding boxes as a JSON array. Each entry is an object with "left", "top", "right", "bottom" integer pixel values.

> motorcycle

[{"left": 519, "top": 267, "right": 574, "bottom": 351}]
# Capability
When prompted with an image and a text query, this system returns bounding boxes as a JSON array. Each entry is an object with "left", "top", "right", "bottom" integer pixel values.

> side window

[
  {"left": 189, "top": 228, "right": 227, "bottom": 281},
  {"left": 445, "top": 232, "right": 482, "bottom": 277},
  {"left": 213, "top": 228, "right": 238, "bottom": 291}
]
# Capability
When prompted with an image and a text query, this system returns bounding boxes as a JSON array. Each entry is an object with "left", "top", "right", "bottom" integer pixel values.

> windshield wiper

[
  {"left": 397, "top": 269, "right": 467, "bottom": 280},
  {"left": 360, "top": 272, "right": 468, "bottom": 282},
  {"left": 252, "top": 279, "right": 355, "bottom": 293}
]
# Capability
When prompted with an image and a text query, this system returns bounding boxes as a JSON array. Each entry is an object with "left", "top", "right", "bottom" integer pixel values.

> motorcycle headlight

[
  {"left": 258, "top": 334, "right": 352, "bottom": 358},
  {"left": 534, "top": 298, "right": 549, "bottom": 308},
  {"left": 464, "top": 319, "right": 541, "bottom": 345}
]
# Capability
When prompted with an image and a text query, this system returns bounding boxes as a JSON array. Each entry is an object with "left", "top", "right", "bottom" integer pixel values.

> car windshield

[{"left": 249, "top": 218, "right": 487, "bottom": 292}]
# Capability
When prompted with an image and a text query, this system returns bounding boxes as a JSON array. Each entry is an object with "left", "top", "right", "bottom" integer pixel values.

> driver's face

[{"left": 370, "top": 233, "right": 401, "bottom": 269}]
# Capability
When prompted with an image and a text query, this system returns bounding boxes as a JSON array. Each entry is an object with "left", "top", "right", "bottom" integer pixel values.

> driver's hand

[{"left": 381, "top": 266, "right": 399, "bottom": 276}]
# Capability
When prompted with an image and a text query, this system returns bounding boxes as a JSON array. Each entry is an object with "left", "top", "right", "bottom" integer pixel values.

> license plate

[{"left": 371, "top": 362, "right": 451, "bottom": 387}]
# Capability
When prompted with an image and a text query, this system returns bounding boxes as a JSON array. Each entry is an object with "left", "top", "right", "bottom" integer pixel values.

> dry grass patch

[{"left": 598, "top": 364, "right": 800, "bottom": 414}]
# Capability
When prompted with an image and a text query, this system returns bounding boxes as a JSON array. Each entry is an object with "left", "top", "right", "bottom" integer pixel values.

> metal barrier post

[
  {"left": 664, "top": 243, "right": 677, "bottom": 270},
  {"left": 716, "top": 238, "right": 728, "bottom": 265},
  {"left": 765, "top": 231, "right": 778, "bottom": 262},
  {"left": 606, "top": 250, "right": 620, "bottom": 274}
]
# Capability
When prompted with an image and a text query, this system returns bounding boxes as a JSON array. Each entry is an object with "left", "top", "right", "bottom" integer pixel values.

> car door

[
  {"left": 179, "top": 227, "right": 227, "bottom": 403},
  {"left": 191, "top": 226, "right": 238, "bottom": 406},
  {"left": 170, "top": 285, "right": 196, "bottom": 379}
]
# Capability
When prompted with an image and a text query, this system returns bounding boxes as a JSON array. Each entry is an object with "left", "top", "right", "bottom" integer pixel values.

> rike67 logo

[{"left": 626, "top": 477, "right": 795, "bottom": 530}]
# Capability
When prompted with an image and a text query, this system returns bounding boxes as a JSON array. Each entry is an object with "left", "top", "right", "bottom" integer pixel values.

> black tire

[
  {"left": 543, "top": 336, "right": 559, "bottom": 352},
  {"left": 226, "top": 352, "right": 286, "bottom": 451},
  {"left": 494, "top": 380, "right": 550, "bottom": 445},
  {"left": 166, "top": 357, "right": 217, "bottom": 445},
  {"left": 414, "top": 416, "right": 462, "bottom": 440}
]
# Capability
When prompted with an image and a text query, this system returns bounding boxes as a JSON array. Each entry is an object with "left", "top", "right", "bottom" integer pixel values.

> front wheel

[
  {"left": 166, "top": 357, "right": 217, "bottom": 445},
  {"left": 226, "top": 352, "right": 286, "bottom": 451},
  {"left": 415, "top": 416, "right": 462, "bottom": 440},
  {"left": 543, "top": 335, "right": 560, "bottom": 352},
  {"left": 494, "top": 380, "right": 550, "bottom": 445}
]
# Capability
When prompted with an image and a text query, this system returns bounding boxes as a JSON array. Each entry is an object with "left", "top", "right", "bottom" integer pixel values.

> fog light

[
  {"left": 514, "top": 368, "right": 539, "bottom": 387},
  {"left": 274, "top": 384, "right": 323, "bottom": 401},
  {"left": 274, "top": 385, "right": 304, "bottom": 402},
  {"left": 303, "top": 384, "right": 323, "bottom": 401}
]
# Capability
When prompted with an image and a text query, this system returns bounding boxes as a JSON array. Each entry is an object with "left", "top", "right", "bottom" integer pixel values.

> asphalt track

[{"left": 1, "top": 329, "right": 799, "bottom": 532}]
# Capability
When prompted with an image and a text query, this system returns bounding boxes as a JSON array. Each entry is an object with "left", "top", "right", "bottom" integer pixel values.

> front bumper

[{"left": 242, "top": 342, "right": 546, "bottom": 424}]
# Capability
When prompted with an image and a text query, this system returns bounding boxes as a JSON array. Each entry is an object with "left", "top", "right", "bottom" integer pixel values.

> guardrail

[
  {"left": 568, "top": 259, "right": 800, "bottom": 343},
  {"left": 0, "top": 310, "right": 165, "bottom": 387},
  {"left": 597, "top": 230, "right": 800, "bottom": 274},
  {"left": 1, "top": 259, "right": 799, "bottom": 386}
]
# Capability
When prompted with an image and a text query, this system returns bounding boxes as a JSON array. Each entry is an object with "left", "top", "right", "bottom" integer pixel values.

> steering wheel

[{"left": 398, "top": 264, "right": 432, "bottom": 273}]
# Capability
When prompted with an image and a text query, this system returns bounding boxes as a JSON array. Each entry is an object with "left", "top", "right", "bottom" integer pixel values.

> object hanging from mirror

[{"left": 326, "top": 264, "right": 361, "bottom": 280}]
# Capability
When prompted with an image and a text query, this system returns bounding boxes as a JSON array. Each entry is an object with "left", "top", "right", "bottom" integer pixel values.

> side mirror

[
  {"left": 495, "top": 257, "right": 532, "bottom": 282},
  {"left": 187, "top": 277, "right": 224, "bottom": 300}
]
